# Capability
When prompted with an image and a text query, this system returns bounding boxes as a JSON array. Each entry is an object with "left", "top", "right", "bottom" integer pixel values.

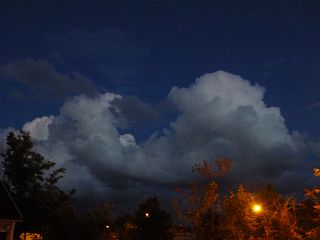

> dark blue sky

[{"left": 0, "top": 0, "right": 319, "bottom": 138}]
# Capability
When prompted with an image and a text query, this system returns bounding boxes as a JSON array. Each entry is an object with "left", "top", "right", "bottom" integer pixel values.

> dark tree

[
  {"left": 116, "top": 214, "right": 137, "bottom": 240},
  {"left": 134, "top": 197, "right": 172, "bottom": 240},
  {"left": 75, "top": 203, "right": 116, "bottom": 240},
  {"left": 0, "top": 131, "right": 74, "bottom": 238}
]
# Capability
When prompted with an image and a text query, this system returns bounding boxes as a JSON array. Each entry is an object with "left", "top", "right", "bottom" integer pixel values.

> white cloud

[
  {"left": 10, "top": 71, "right": 314, "bottom": 207},
  {"left": 169, "top": 71, "right": 291, "bottom": 148},
  {"left": 119, "top": 134, "right": 137, "bottom": 147},
  {"left": 23, "top": 116, "right": 54, "bottom": 140}
]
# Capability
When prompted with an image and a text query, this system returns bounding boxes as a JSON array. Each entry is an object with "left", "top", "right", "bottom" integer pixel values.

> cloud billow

[{"left": 18, "top": 71, "right": 312, "bottom": 207}]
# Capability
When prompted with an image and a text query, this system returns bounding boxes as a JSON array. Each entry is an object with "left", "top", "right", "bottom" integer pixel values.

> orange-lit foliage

[
  {"left": 173, "top": 157, "right": 304, "bottom": 240},
  {"left": 222, "top": 185, "right": 255, "bottom": 239},
  {"left": 304, "top": 166, "right": 320, "bottom": 239},
  {"left": 20, "top": 233, "right": 42, "bottom": 240},
  {"left": 173, "top": 158, "right": 231, "bottom": 240},
  {"left": 222, "top": 185, "right": 302, "bottom": 240}
]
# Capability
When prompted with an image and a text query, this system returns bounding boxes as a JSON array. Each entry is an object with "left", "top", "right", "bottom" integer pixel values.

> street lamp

[{"left": 144, "top": 212, "right": 150, "bottom": 218}]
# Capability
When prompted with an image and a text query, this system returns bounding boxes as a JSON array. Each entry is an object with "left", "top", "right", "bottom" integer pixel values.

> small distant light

[
  {"left": 145, "top": 212, "right": 150, "bottom": 218},
  {"left": 106, "top": 225, "right": 110, "bottom": 229}
]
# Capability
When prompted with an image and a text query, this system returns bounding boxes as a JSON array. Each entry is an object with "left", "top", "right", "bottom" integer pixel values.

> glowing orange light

[
  {"left": 145, "top": 212, "right": 150, "bottom": 218},
  {"left": 252, "top": 204, "right": 262, "bottom": 213},
  {"left": 20, "top": 233, "right": 42, "bottom": 240}
]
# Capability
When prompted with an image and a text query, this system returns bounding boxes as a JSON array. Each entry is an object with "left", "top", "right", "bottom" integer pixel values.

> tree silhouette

[
  {"left": 134, "top": 197, "right": 172, "bottom": 240},
  {"left": 0, "top": 131, "right": 74, "bottom": 238},
  {"left": 75, "top": 203, "right": 115, "bottom": 240}
]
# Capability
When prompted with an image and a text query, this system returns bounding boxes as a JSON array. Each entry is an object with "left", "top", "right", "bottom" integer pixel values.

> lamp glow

[{"left": 252, "top": 204, "right": 262, "bottom": 213}]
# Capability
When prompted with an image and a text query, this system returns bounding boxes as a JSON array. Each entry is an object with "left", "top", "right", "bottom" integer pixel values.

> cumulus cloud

[
  {"left": 0, "top": 58, "right": 96, "bottom": 99},
  {"left": 10, "top": 71, "right": 315, "bottom": 208},
  {"left": 23, "top": 116, "right": 54, "bottom": 141},
  {"left": 135, "top": 71, "right": 310, "bottom": 190}
]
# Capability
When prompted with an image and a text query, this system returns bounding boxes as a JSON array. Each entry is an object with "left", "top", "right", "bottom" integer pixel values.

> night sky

[{"left": 0, "top": 1, "right": 319, "bottom": 208}]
